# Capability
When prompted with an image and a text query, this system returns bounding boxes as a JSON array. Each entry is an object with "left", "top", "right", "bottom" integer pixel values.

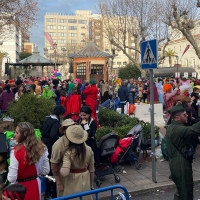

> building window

[
  {"left": 105, "top": 49, "right": 109, "bottom": 52},
  {"left": 81, "top": 26, "right": 86, "bottom": 29},
  {"left": 117, "top": 62, "right": 122, "bottom": 65},
  {"left": 81, "top": 33, "right": 85, "bottom": 36},
  {"left": 47, "top": 25, "right": 56, "bottom": 29},
  {"left": 78, "top": 20, "right": 87, "bottom": 24},
  {"left": 70, "top": 40, "right": 76, "bottom": 44},
  {"left": 58, "top": 19, "right": 67, "bottom": 23},
  {"left": 68, "top": 19, "right": 77, "bottom": 23},
  {"left": 46, "top": 18, "right": 56, "bottom": 22},
  {"left": 58, "top": 32, "right": 66, "bottom": 37},
  {"left": 49, "top": 32, "right": 56, "bottom": 36},
  {"left": 58, "top": 40, "right": 66, "bottom": 44},
  {"left": 69, "top": 26, "right": 77, "bottom": 30},
  {"left": 58, "top": 26, "right": 67, "bottom": 30},
  {"left": 180, "top": 46, "right": 181, "bottom": 51},
  {"left": 69, "top": 33, "right": 77, "bottom": 37},
  {"left": 91, "top": 65, "right": 103, "bottom": 75},
  {"left": 77, "top": 64, "right": 86, "bottom": 75}
]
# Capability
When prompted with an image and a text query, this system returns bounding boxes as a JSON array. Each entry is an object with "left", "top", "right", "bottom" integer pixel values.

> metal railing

[{"left": 53, "top": 184, "right": 130, "bottom": 200}]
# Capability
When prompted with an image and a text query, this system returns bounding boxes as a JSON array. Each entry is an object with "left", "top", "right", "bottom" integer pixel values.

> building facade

[
  {"left": 160, "top": 20, "right": 200, "bottom": 78},
  {"left": 24, "top": 42, "right": 38, "bottom": 53},
  {"left": 44, "top": 10, "right": 136, "bottom": 78}
]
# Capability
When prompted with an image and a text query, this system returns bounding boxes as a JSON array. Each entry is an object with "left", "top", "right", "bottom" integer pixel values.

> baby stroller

[
  {"left": 95, "top": 133, "right": 121, "bottom": 187},
  {"left": 111, "top": 124, "right": 143, "bottom": 172}
]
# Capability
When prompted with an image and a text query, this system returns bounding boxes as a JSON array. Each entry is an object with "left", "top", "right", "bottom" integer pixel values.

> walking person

[
  {"left": 59, "top": 125, "right": 94, "bottom": 198},
  {"left": 41, "top": 105, "right": 66, "bottom": 200},
  {"left": 51, "top": 119, "right": 76, "bottom": 197},
  {"left": 166, "top": 103, "right": 200, "bottom": 200},
  {"left": 7, "top": 122, "right": 50, "bottom": 200},
  {"left": 118, "top": 82, "right": 129, "bottom": 114}
]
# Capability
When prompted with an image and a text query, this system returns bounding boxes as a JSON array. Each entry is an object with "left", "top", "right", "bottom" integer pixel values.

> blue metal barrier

[{"left": 53, "top": 184, "right": 129, "bottom": 200}]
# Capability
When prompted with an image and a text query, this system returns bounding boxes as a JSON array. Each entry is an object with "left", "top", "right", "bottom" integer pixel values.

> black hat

[
  {"left": 168, "top": 104, "right": 185, "bottom": 116},
  {"left": 53, "top": 105, "right": 66, "bottom": 116}
]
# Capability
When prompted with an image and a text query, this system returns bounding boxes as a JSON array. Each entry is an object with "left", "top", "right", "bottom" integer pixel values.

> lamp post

[
  {"left": 197, "top": 0, "right": 200, "bottom": 7},
  {"left": 175, "top": 55, "right": 179, "bottom": 78},
  {"left": 53, "top": 42, "right": 57, "bottom": 70}
]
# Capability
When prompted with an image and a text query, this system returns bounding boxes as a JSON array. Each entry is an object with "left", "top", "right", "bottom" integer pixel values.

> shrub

[
  {"left": 96, "top": 127, "right": 112, "bottom": 142},
  {"left": 116, "top": 115, "right": 139, "bottom": 127},
  {"left": 98, "top": 108, "right": 122, "bottom": 127},
  {"left": 8, "top": 94, "right": 54, "bottom": 129},
  {"left": 115, "top": 124, "right": 134, "bottom": 138}
]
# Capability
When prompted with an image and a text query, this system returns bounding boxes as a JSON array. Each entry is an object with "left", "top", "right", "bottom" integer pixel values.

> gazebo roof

[
  {"left": 68, "top": 41, "right": 113, "bottom": 58},
  {"left": 12, "top": 52, "right": 57, "bottom": 66}
]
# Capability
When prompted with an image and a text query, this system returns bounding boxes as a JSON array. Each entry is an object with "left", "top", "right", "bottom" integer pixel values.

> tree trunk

[{"left": 169, "top": 56, "right": 172, "bottom": 67}]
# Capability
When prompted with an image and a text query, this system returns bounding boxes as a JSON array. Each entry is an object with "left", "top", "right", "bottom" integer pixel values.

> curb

[{"left": 99, "top": 179, "right": 200, "bottom": 199}]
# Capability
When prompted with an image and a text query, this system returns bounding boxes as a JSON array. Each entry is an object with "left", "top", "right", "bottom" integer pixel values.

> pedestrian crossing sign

[{"left": 141, "top": 39, "right": 158, "bottom": 69}]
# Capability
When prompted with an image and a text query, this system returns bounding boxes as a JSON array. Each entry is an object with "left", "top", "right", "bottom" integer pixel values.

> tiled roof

[{"left": 68, "top": 41, "right": 112, "bottom": 58}]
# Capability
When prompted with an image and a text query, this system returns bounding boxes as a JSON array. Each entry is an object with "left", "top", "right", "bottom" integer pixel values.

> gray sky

[{"left": 30, "top": 0, "right": 99, "bottom": 54}]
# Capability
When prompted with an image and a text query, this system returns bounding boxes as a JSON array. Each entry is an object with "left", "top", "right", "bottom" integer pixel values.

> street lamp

[
  {"left": 53, "top": 42, "right": 57, "bottom": 70},
  {"left": 174, "top": 55, "right": 179, "bottom": 78}
]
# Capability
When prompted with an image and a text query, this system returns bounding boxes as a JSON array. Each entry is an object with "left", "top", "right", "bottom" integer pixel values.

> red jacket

[{"left": 83, "top": 85, "right": 98, "bottom": 106}]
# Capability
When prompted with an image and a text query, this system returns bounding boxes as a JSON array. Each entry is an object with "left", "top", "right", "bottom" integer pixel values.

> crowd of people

[{"left": 1, "top": 75, "right": 200, "bottom": 200}]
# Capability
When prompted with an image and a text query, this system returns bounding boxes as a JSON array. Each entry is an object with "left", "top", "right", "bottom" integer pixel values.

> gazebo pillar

[
  {"left": 42, "top": 66, "right": 44, "bottom": 77},
  {"left": 103, "top": 60, "right": 107, "bottom": 81},
  {"left": 73, "top": 62, "right": 77, "bottom": 79},
  {"left": 86, "top": 60, "right": 90, "bottom": 81}
]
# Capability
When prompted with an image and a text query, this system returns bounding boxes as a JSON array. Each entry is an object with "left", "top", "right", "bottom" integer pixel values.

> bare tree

[
  {"left": 161, "top": 0, "right": 200, "bottom": 59},
  {"left": 97, "top": 0, "right": 175, "bottom": 72},
  {"left": 0, "top": 0, "right": 38, "bottom": 43}
]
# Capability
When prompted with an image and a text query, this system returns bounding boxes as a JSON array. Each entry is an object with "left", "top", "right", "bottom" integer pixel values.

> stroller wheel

[
  {"left": 115, "top": 175, "right": 120, "bottom": 183},
  {"left": 96, "top": 179, "right": 102, "bottom": 188},
  {"left": 114, "top": 166, "right": 122, "bottom": 173},
  {"left": 135, "top": 162, "right": 142, "bottom": 170}
]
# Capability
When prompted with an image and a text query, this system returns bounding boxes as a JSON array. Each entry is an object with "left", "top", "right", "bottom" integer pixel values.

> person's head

[
  {"left": 66, "top": 125, "right": 87, "bottom": 164},
  {"left": 182, "top": 77, "right": 187, "bottom": 82},
  {"left": 44, "top": 85, "right": 50, "bottom": 92},
  {"left": 193, "top": 87, "right": 199, "bottom": 94},
  {"left": 129, "top": 78, "right": 134, "bottom": 84},
  {"left": 4, "top": 84, "right": 11, "bottom": 93},
  {"left": 169, "top": 103, "right": 187, "bottom": 124},
  {"left": 80, "top": 105, "right": 92, "bottom": 121},
  {"left": 2, "top": 184, "right": 26, "bottom": 200},
  {"left": 17, "top": 84, "right": 24, "bottom": 93},
  {"left": 15, "top": 122, "right": 46, "bottom": 164},
  {"left": 89, "top": 78, "right": 96, "bottom": 85},
  {"left": 52, "top": 105, "right": 66, "bottom": 121},
  {"left": 59, "top": 119, "right": 75, "bottom": 134},
  {"left": 163, "top": 83, "right": 173, "bottom": 93}
]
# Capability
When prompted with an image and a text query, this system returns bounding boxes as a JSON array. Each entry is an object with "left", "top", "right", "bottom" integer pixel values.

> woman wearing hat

[
  {"left": 83, "top": 78, "right": 98, "bottom": 122},
  {"left": 60, "top": 125, "right": 94, "bottom": 197},
  {"left": 41, "top": 105, "right": 66, "bottom": 200}
]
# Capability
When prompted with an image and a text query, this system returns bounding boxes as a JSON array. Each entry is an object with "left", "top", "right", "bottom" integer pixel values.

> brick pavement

[{"left": 96, "top": 127, "right": 200, "bottom": 199}]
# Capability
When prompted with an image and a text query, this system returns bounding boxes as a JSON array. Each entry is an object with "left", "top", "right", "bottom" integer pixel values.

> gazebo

[
  {"left": 68, "top": 41, "right": 113, "bottom": 82},
  {"left": 12, "top": 52, "right": 59, "bottom": 78}
]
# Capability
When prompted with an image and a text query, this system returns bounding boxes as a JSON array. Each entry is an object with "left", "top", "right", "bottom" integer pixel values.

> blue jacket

[{"left": 118, "top": 86, "right": 129, "bottom": 103}]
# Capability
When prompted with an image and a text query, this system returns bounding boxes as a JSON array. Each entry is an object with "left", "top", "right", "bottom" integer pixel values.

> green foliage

[
  {"left": 98, "top": 109, "right": 160, "bottom": 141},
  {"left": 96, "top": 127, "right": 112, "bottom": 142},
  {"left": 19, "top": 52, "right": 32, "bottom": 60},
  {"left": 8, "top": 94, "right": 54, "bottom": 129},
  {"left": 98, "top": 108, "right": 122, "bottom": 127},
  {"left": 118, "top": 64, "right": 141, "bottom": 79}
]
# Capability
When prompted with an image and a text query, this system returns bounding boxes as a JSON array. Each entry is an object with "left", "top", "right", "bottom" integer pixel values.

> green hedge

[
  {"left": 8, "top": 93, "right": 54, "bottom": 129},
  {"left": 97, "top": 108, "right": 160, "bottom": 141}
]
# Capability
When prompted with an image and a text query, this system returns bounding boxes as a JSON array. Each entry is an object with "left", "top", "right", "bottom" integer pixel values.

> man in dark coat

[
  {"left": 118, "top": 81, "right": 129, "bottom": 114},
  {"left": 166, "top": 103, "right": 200, "bottom": 200}
]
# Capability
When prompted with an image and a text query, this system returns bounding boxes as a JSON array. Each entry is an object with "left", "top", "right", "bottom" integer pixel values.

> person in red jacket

[{"left": 83, "top": 78, "right": 98, "bottom": 122}]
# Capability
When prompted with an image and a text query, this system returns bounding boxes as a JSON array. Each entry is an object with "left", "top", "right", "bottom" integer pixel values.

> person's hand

[
  {"left": 191, "top": 96, "right": 195, "bottom": 101},
  {"left": 57, "top": 183, "right": 64, "bottom": 192},
  {"left": 81, "top": 119, "right": 87, "bottom": 124},
  {"left": 176, "top": 83, "right": 181, "bottom": 88}
]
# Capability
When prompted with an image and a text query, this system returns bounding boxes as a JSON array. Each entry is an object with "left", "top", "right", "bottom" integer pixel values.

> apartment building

[
  {"left": 44, "top": 10, "right": 135, "bottom": 75},
  {"left": 24, "top": 42, "right": 38, "bottom": 53},
  {"left": 0, "top": 24, "right": 22, "bottom": 78},
  {"left": 160, "top": 20, "right": 200, "bottom": 77}
]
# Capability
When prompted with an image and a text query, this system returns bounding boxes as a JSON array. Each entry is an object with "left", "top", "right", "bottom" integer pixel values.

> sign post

[{"left": 141, "top": 39, "right": 157, "bottom": 183}]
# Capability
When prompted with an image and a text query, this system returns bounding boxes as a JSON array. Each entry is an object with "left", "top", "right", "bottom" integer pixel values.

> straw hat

[
  {"left": 59, "top": 119, "right": 75, "bottom": 133},
  {"left": 66, "top": 125, "right": 88, "bottom": 144}
]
